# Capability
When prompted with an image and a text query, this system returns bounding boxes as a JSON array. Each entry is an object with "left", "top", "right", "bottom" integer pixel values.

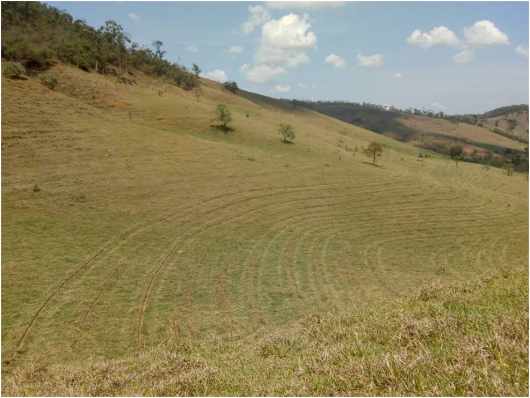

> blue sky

[{"left": 46, "top": 1, "right": 529, "bottom": 114}]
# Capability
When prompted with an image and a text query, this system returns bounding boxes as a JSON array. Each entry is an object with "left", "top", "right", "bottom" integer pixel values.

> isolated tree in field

[
  {"left": 449, "top": 145, "right": 464, "bottom": 158},
  {"left": 503, "top": 162, "right": 514, "bottom": 176},
  {"left": 452, "top": 155, "right": 461, "bottom": 167},
  {"left": 363, "top": 142, "right": 384, "bottom": 165},
  {"left": 213, "top": 104, "right": 233, "bottom": 129},
  {"left": 278, "top": 124, "right": 296, "bottom": 143},
  {"left": 192, "top": 63, "right": 201, "bottom": 77}
]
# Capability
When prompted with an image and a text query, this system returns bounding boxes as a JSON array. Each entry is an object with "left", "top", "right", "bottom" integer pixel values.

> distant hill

[{"left": 292, "top": 100, "right": 528, "bottom": 171}]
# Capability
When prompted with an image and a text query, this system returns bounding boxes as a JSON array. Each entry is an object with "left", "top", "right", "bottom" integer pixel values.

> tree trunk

[{"left": 373, "top": 151, "right": 376, "bottom": 165}]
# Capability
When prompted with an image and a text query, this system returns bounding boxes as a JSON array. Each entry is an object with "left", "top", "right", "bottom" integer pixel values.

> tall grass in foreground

[{"left": 3, "top": 264, "right": 528, "bottom": 396}]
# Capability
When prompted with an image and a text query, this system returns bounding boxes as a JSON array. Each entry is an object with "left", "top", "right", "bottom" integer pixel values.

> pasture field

[{"left": 1, "top": 65, "right": 528, "bottom": 391}]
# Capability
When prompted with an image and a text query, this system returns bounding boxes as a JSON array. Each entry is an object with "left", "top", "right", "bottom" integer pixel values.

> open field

[
  {"left": 2, "top": 65, "right": 529, "bottom": 392},
  {"left": 3, "top": 262, "right": 528, "bottom": 396}
]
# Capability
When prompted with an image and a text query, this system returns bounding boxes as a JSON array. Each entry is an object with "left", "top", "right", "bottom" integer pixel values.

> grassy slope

[
  {"left": 482, "top": 111, "right": 530, "bottom": 140},
  {"left": 3, "top": 265, "right": 528, "bottom": 396},
  {"left": 1, "top": 65, "right": 528, "bottom": 394}
]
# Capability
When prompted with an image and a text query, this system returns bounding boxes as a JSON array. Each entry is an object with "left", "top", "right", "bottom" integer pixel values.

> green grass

[
  {"left": 1, "top": 64, "right": 528, "bottom": 395},
  {"left": 3, "top": 264, "right": 527, "bottom": 396}
]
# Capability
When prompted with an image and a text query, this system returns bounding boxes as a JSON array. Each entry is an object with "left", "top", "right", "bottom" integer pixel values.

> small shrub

[
  {"left": 212, "top": 104, "right": 233, "bottom": 130},
  {"left": 33, "top": 184, "right": 40, "bottom": 192},
  {"left": 502, "top": 162, "right": 514, "bottom": 176},
  {"left": 278, "top": 124, "right": 296, "bottom": 143},
  {"left": 39, "top": 74, "right": 58, "bottom": 90},
  {"left": 246, "top": 111, "right": 249, "bottom": 118},
  {"left": 2, "top": 62, "right": 25, "bottom": 79}
]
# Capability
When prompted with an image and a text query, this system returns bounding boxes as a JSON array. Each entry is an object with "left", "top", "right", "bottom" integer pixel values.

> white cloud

[
  {"left": 407, "top": 26, "right": 461, "bottom": 49},
  {"left": 431, "top": 102, "right": 448, "bottom": 111},
  {"left": 185, "top": 45, "right": 198, "bottom": 53},
  {"left": 356, "top": 53, "right": 383, "bottom": 68},
  {"left": 325, "top": 53, "right": 346, "bottom": 68},
  {"left": 463, "top": 20, "right": 509, "bottom": 46},
  {"left": 273, "top": 84, "right": 291, "bottom": 93},
  {"left": 240, "top": 64, "right": 287, "bottom": 84},
  {"left": 128, "top": 13, "right": 140, "bottom": 21},
  {"left": 225, "top": 46, "right": 244, "bottom": 54},
  {"left": 266, "top": 1, "right": 346, "bottom": 11},
  {"left": 297, "top": 83, "right": 316, "bottom": 89},
  {"left": 260, "top": 13, "right": 317, "bottom": 50},
  {"left": 254, "top": 13, "right": 317, "bottom": 69},
  {"left": 254, "top": 47, "right": 310, "bottom": 68},
  {"left": 394, "top": 73, "right": 403, "bottom": 78},
  {"left": 516, "top": 44, "right": 529, "bottom": 58},
  {"left": 242, "top": 5, "right": 271, "bottom": 35},
  {"left": 201, "top": 69, "right": 228, "bottom": 83},
  {"left": 452, "top": 50, "right": 475, "bottom": 64}
]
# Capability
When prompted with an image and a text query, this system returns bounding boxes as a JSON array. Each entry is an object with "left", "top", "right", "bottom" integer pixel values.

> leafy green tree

[
  {"left": 452, "top": 155, "right": 462, "bottom": 167},
  {"left": 192, "top": 63, "right": 201, "bottom": 77},
  {"left": 363, "top": 142, "right": 384, "bottom": 165},
  {"left": 449, "top": 145, "right": 464, "bottom": 158},
  {"left": 278, "top": 124, "right": 296, "bottom": 143},
  {"left": 223, "top": 81, "right": 238, "bottom": 93},
  {"left": 213, "top": 104, "right": 233, "bottom": 129}
]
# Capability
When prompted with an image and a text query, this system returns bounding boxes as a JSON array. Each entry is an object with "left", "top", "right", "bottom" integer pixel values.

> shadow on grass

[
  {"left": 280, "top": 140, "right": 295, "bottom": 145},
  {"left": 211, "top": 125, "right": 234, "bottom": 133},
  {"left": 361, "top": 161, "right": 384, "bottom": 168}
]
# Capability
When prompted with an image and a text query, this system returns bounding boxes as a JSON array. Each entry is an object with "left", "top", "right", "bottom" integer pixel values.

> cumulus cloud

[
  {"left": 463, "top": 20, "right": 509, "bottom": 46},
  {"left": 225, "top": 46, "right": 244, "bottom": 54},
  {"left": 407, "top": 26, "right": 461, "bottom": 49},
  {"left": 240, "top": 64, "right": 287, "bottom": 84},
  {"left": 128, "top": 13, "right": 140, "bottom": 21},
  {"left": 254, "top": 13, "right": 317, "bottom": 69},
  {"left": 394, "top": 73, "right": 403, "bottom": 78},
  {"left": 516, "top": 44, "right": 529, "bottom": 58},
  {"left": 431, "top": 102, "right": 448, "bottom": 111},
  {"left": 242, "top": 5, "right": 271, "bottom": 35},
  {"left": 185, "top": 45, "right": 198, "bottom": 53},
  {"left": 273, "top": 84, "right": 291, "bottom": 93},
  {"left": 356, "top": 53, "right": 383, "bottom": 68},
  {"left": 260, "top": 13, "right": 317, "bottom": 50},
  {"left": 325, "top": 53, "right": 346, "bottom": 68},
  {"left": 201, "top": 69, "right": 228, "bottom": 83},
  {"left": 266, "top": 1, "right": 345, "bottom": 11},
  {"left": 254, "top": 47, "right": 310, "bottom": 68},
  {"left": 452, "top": 50, "right": 475, "bottom": 64}
]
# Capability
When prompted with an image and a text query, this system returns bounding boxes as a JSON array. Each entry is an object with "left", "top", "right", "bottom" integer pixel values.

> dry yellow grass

[
  {"left": 1, "top": 64, "right": 528, "bottom": 394},
  {"left": 482, "top": 111, "right": 529, "bottom": 140}
]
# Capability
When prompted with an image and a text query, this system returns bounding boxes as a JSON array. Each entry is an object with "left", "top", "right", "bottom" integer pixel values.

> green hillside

[{"left": 1, "top": 2, "right": 528, "bottom": 396}]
